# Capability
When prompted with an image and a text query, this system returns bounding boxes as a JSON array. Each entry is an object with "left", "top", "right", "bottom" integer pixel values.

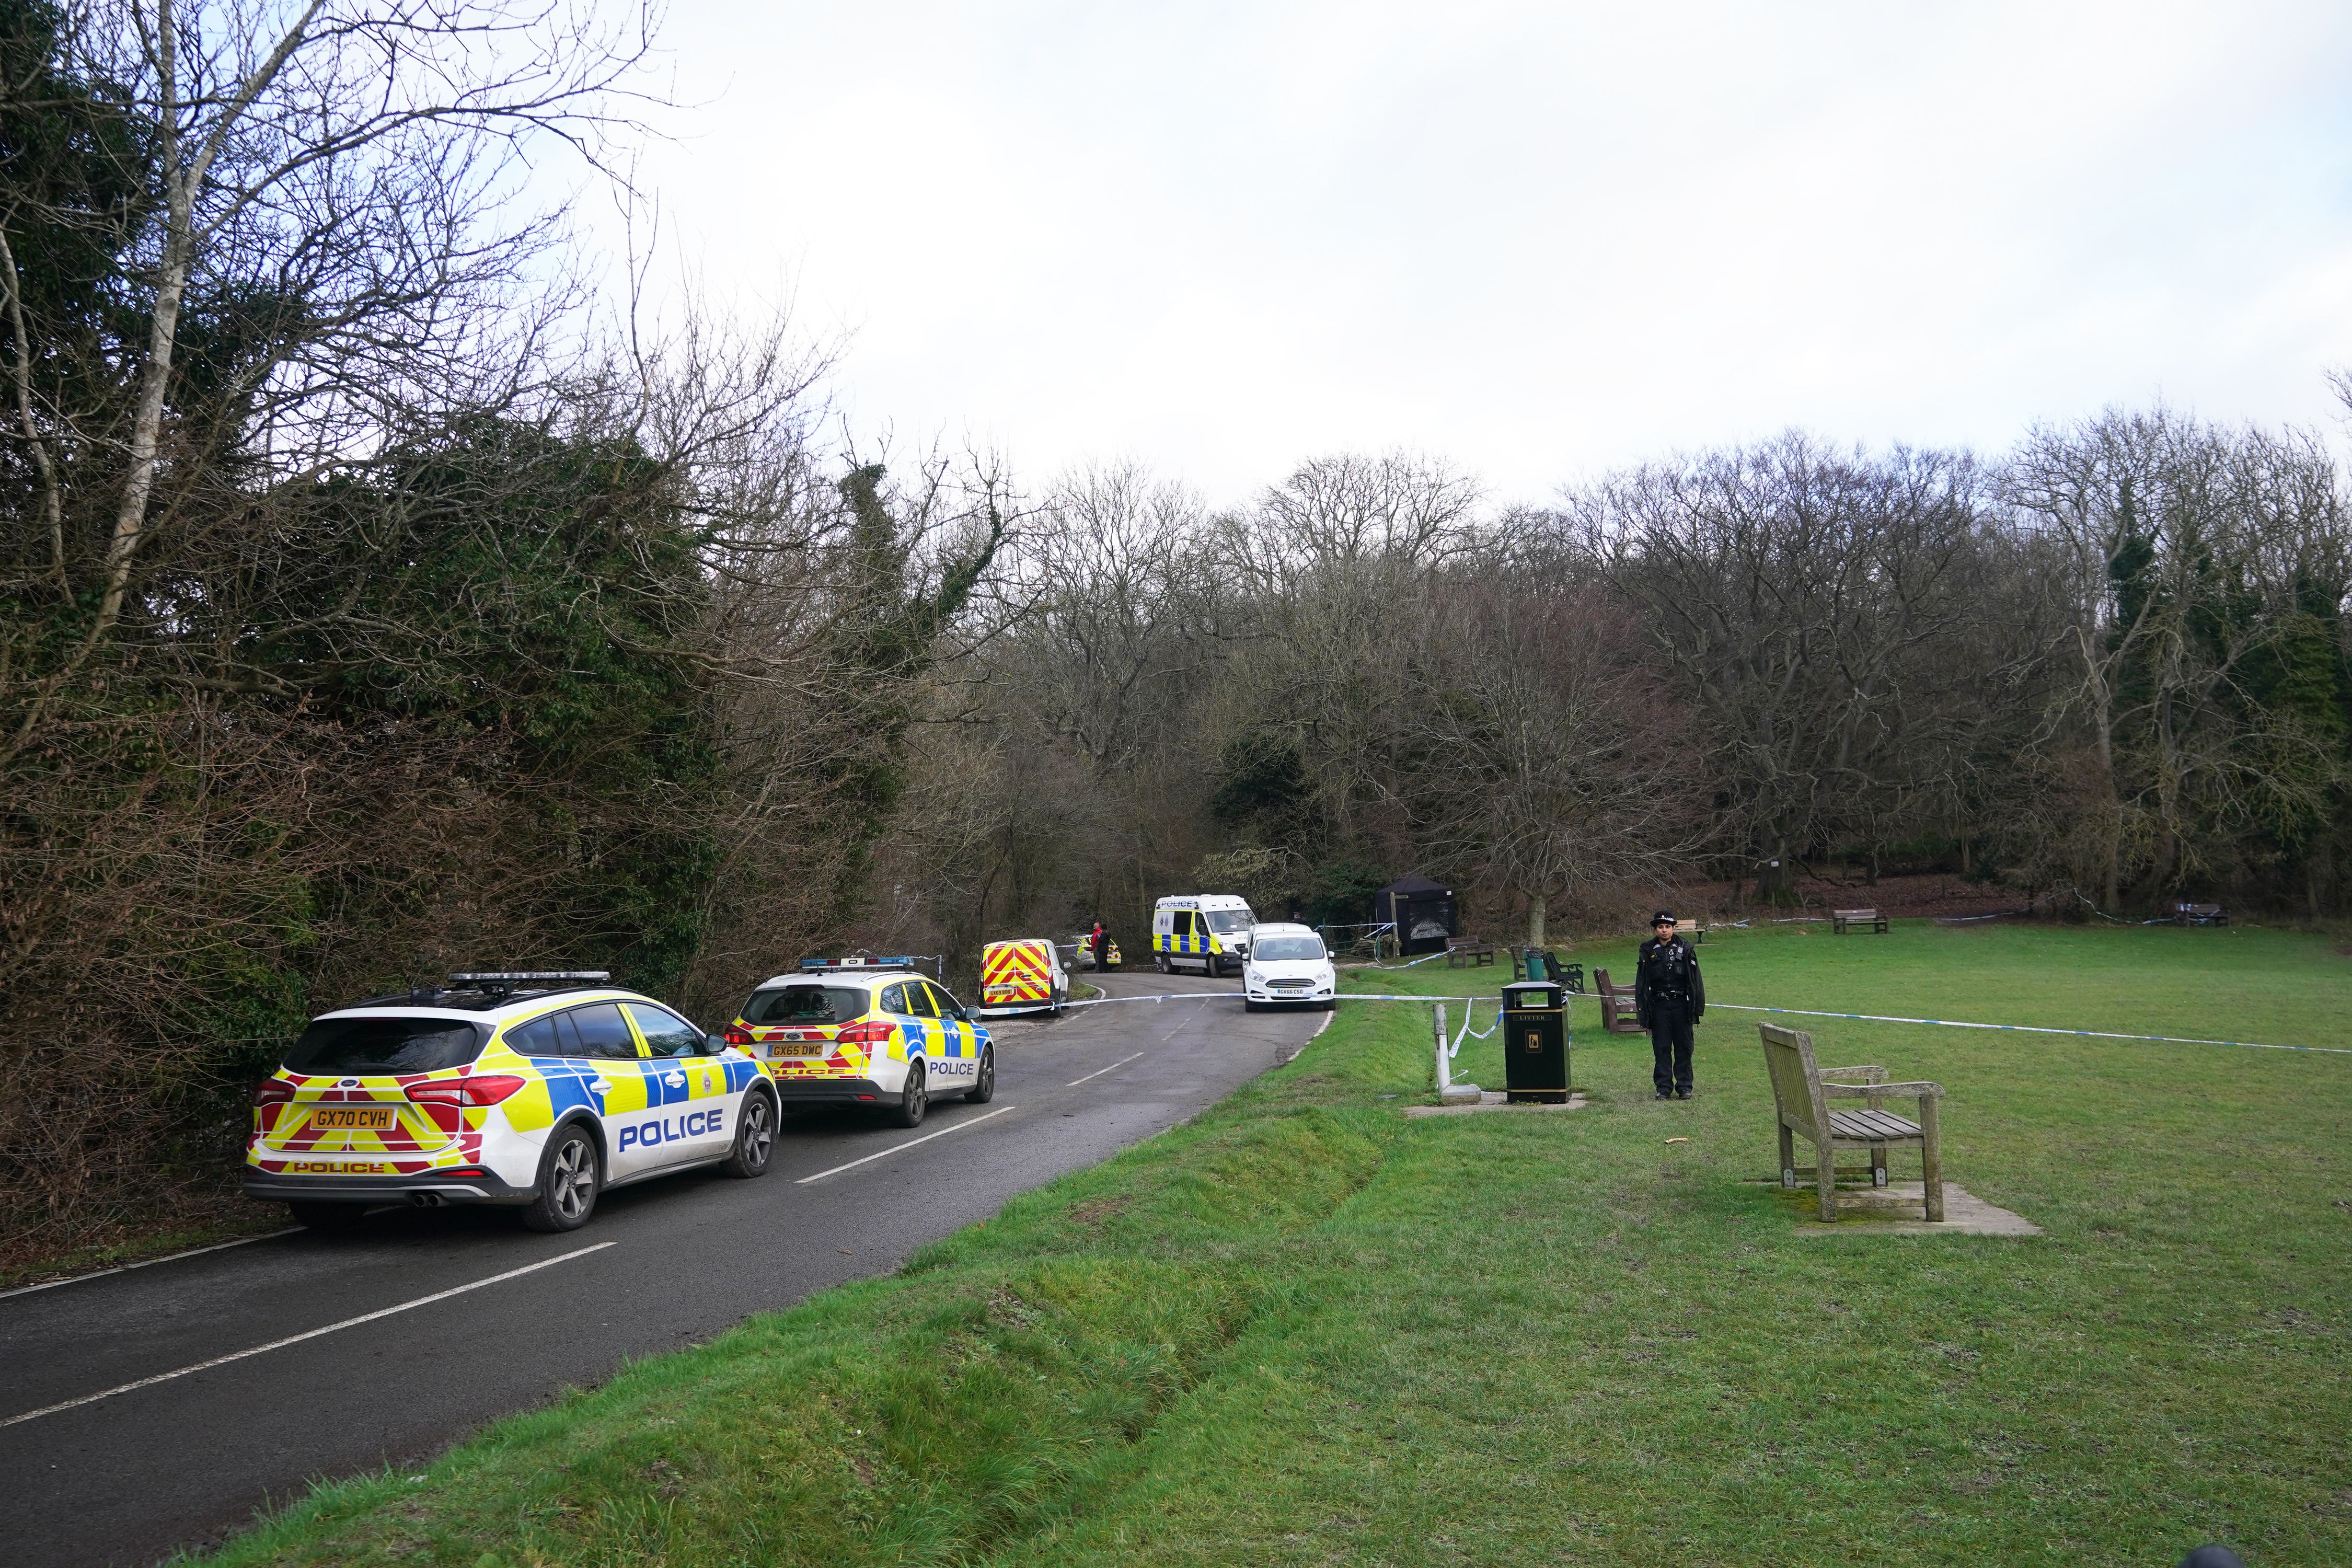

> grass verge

[
  {"left": 2, "top": 1206, "right": 289, "bottom": 1294},
  {"left": 200, "top": 922, "right": 2350, "bottom": 1566}
]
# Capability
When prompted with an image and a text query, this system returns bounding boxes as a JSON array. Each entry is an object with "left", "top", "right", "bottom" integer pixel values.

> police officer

[{"left": 1634, "top": 910, "right": 1705, "bottom": 1100}]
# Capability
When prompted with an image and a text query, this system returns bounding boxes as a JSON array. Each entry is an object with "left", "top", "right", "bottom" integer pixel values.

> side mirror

[{"left": 707, "top": 1032, "right": 729, "bottom": 1052}]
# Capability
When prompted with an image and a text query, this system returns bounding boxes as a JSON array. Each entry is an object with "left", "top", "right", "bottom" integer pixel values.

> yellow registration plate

[{"left": 307, "top": 1106, "right": 396, "bottom": 1133}]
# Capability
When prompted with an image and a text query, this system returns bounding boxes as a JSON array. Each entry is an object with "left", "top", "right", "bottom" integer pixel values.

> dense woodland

[{"left": 6, "top": 0, "right": 2352, "bottom": 1249}]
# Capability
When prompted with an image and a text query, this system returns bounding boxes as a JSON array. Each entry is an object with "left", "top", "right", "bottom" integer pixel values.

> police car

[
  {"left": 1242, "top": 923, "right": 1338, "bottom": 1010},
  {"left": 724, "top": 958, "right": 994, "bottom": 1128},
  {"left": 245, "top": 972, "right": 777, "bottom": 1233},
  {"left": 1069, "top": 932, "right": 1122, "bottom": 971}
]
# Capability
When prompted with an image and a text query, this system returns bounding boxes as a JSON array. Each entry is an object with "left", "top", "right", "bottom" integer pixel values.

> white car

[{"left": 1243, "top": 924, "right": 1336, "bottom": 1011}]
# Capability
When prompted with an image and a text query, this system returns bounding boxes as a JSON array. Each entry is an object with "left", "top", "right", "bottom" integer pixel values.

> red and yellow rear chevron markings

[{"left": 983, "top": 940, "right": 1053, "bottom": 1003}]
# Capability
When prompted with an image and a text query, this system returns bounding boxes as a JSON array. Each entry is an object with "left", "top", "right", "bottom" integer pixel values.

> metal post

[{"left": 1437, "top": 999, "right": 1482, "bottom": 1104}]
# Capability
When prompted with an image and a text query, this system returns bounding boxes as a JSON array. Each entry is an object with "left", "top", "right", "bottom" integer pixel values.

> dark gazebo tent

[{"left": 1374, "top": 874, "right": 1457, "bottom": 956}]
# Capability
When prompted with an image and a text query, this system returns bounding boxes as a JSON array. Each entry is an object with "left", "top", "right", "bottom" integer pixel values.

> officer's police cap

[{"left": 1652, "top": 910, "right": 1676, "bottom": 925}]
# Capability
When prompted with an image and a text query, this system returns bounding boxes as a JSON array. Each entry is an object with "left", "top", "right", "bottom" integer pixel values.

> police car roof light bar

[
  {"left": 799, "top": 954, "right": 945, "bottom": 979},
  {"left": 448, "top": 971, "right": 611, "bottom": 984}
]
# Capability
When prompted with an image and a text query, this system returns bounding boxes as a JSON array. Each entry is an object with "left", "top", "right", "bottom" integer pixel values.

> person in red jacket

[{"left": 1089, "top": 920, "right": 1109, "bottom": 971}]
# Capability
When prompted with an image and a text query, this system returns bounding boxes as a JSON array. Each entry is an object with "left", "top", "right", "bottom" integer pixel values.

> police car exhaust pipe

[{"left": 407, "top": 1192, "right": 445, "bottom": 1208}]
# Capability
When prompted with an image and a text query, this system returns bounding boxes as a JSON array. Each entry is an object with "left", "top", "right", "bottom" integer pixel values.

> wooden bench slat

[{"left": 1829, "top": 1109, "right": 1922, "bottom": 1140}]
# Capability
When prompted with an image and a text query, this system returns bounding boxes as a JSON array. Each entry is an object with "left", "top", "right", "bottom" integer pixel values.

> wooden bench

[
  {"left": 1759, "top": 1022, "right": 1944, "bottom": 1223},
  {"left": 2170, "top": 901, "right": 2229, "bottom": 927},
  {"left": 1675, "top": 917, "right": 1705, "bottom": 945},
  {"left": 1445, "top": 937, "right": 1497, "bottom": 968},
  {"left": 1592, "top": 967, "right": 1644, "bottom": 1034},
  {"left": 1831, "top": 907, "right": 1888, "bottom": 935}
]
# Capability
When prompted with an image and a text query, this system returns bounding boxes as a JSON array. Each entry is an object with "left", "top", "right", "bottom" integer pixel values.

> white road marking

[
  {"left": 793, "top": 1105, "right": 1021, "bottom": 1184},
  {"left": 0, "top": 1241, "right": 617, "bottom": 1428},
  {"left": 1067, "top": 1051, "right": 1145, "bottom": 1087},
  {"left": 0, "top": 1229, "right": 302, "bottom": 1302},
  {"left": 1282, "top": 1007, "right": 1339, "bottom": 1062}
]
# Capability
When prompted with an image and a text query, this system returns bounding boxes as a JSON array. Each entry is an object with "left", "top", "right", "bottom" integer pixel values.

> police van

[
  {"left": 977, "top": 937, "right": 1068, "bottom": 1017},
  {"left": 245, "top": 972, "right": 776, "bottom": 1234},
  {"left": 725, "top": 957, "right": 994, "bottom": 1128},
  {"left": 1150, "top": 894, "right": 1257, "bottom": 976}
]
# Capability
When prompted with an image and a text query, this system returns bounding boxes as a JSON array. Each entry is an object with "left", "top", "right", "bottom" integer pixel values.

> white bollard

[{"left": 1434, "top": 999, "right": 1481, "bottom": 1103}]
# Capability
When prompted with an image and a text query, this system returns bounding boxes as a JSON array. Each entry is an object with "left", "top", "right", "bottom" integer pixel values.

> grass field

[{"left": 198, "top": 920, "right": 2352, "bottom": 1567}]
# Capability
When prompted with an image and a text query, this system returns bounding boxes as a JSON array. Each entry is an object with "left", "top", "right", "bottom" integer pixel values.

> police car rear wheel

[
  {"left": 722, "top": 1089, "right": 777, "bottom": 1178},
  {"left": 965, "top": 1044, "right": 995, "bottom": 1103},
  {"left": 288, "top": 1201, "right": 367, "bottom": 1232},
  {"left": 522, "top": 1125, "right": 600, "bottom": 1232},
  {"left": 888, "top": 1060, "right": 928, "bottom": 1128},
  {"left": 1155, "top": 952, "right": 1168, "bottom": 974}
]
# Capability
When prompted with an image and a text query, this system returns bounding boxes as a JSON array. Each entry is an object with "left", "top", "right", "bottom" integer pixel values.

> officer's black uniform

[{"left": 1634, "top": 914, "right": 1705, "bottom": 1098}]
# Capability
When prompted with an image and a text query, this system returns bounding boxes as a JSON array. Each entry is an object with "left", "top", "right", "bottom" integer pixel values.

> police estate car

[
  {"left": 245, "top": 972, "right": 777, "bottom": 1233},
  {"left": 1242, "top": 923, "right": 1338, "bottom": 1010},
  {"left": 725, "top": 958, "right": 994, "bottom": 1128}
]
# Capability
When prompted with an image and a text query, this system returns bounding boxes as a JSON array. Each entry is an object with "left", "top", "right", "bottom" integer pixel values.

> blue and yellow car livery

[
  {"left": 726, "top": 960, "right": 994, "bottom": 1120},
  {"left": 246, "top": 973, "right": 774, "bottom": 1228},
  {"left": 1151, "top": 894, "right": 1256, "bottom": 975}
]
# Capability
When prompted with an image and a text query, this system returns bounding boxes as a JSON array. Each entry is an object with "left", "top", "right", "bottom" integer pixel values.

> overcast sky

[{"left": 621, "top": 2, "right": 2352, "bottom": 506}]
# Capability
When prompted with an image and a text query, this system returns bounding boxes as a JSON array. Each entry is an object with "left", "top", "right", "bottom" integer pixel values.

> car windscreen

[
  {"left": 1252, "top": 935, "right": 1326, "bottom": 961},
  {"left": 283, "top": 1017, "right": 487, "bottom": 1075},
  {"left": 741, "top": 985, "right": 868, "bottom": 1025},
  {"left": 1205, "top": 909, "right": 1255, "bottom": 933}
]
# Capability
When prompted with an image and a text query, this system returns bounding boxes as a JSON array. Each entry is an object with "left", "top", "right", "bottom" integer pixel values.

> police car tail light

[
  {"left": 835, "top": 1019, "right": 893, "bottom": 1047},
  {"left": 251, "top": 1079, "right": 297, "bottom": 1107},
  {"left": 407, "top": 1074, "right": 526, "bottom": 1108},
  {"left": 723, "top": 1025, "right": 753, "bottom": 1047}
]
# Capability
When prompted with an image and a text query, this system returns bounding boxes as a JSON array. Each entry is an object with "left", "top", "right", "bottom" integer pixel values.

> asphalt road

[{"left": 0, "top": 970, "right": 1323, "bottom": 1568}]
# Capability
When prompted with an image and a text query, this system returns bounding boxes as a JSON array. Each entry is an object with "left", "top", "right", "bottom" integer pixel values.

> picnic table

[
  {"left": 1445, "top": 937, "right": 1497, "bottom": 968},
  {"left": 1831, "top": 907, "right": 1888, "bottom": 935},
  {"left": 2170, "top": 901, "right": 2229, "bottom": 927}
]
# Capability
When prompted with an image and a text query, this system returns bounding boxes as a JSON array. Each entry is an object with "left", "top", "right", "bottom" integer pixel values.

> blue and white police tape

[
  {"left": 1446, "top": 999, "right": 1501, "bottom": 1063},
  {"left": 1059, "top": 989, "right": 2350, "bottom": 1057},
  {"left": 1688, "top": 1000, "right": 2352, "bottom": 1056}
]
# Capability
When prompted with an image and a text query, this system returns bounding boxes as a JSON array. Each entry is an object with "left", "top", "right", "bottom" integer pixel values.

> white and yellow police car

[
  {"left": 724, "top": 958, "right": 994, "bottom": 1128},
  {"left": 245, "top": 972, "right": 777, "bottom": 1233}
]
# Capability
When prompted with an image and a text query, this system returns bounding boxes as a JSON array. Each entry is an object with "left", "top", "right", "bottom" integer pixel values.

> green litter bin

[{"left": 1501, "top": 978, "right": 1570, "bottom": 1104}]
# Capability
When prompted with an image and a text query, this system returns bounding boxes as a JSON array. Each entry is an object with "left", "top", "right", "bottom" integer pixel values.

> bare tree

[
  {"left": 1, "top": 0, "right": 656, "bottom": 748},
  {"left": 1402, "top": 542, "right": 1704, "bottom": 943},
  {"left": 2006, "top": 410, "right": 2351, "bottom": 906},
  {"left": 1568, "top": 433, "right": 2023, "bottom": 903}
]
